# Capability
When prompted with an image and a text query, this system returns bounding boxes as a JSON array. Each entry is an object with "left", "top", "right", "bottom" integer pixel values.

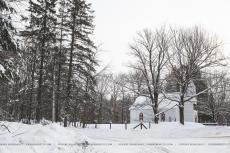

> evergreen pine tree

[
  {"left": 0, "top": 0, "right": 17, "bottom": 81},
  {"left": 21, "top": 0, "right": 57, "bottom": 122}
]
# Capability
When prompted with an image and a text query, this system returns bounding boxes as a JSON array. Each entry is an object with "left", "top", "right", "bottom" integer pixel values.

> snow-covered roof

[
  {"left": 130, "top": 91, "right": 197, "bottom": 112},
  {"left": 132, "top": 96, "right": 151, "bottom": 107},
  {"left": 129, "top": 94, "right": 180, "bottom": 111}
]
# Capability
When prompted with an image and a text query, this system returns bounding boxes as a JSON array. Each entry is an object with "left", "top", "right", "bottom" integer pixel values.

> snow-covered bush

[{"left": 40, "top": 118, "right": 51, "bottom": 126}]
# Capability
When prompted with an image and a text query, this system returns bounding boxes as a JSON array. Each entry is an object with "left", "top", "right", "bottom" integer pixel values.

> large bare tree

[
  {"left": 129, "top": 28, "right": 169, "bottom": 123},
  {"left": 166, "top": 27, "right": 224, "bottom": 125}
]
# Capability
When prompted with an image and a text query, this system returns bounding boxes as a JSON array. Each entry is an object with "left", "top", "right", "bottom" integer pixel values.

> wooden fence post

[
  {"left": 64, "top": 117, "right": 67, "bottom": 127},
  {"left": 109, "top": 120, "right": 112, "bottom": 130}
]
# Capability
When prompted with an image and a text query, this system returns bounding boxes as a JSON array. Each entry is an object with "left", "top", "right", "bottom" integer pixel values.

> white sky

[{"left": 88, "top": 0, "right": 230, "bottom": 73}]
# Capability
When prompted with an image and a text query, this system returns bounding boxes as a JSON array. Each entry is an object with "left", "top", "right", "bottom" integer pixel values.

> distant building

[{"left": 129, "top": 82, "right": 198, "bottom": 123}]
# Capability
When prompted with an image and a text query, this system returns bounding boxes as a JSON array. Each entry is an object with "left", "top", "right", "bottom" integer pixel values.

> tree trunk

[
  {"left": 82, "top": 103, "right": 87, "bottom": 128},
  {"left": 212, "top": 110, "right": 216, "bottom": 123},
  {"left": 179, "top": 105, "right": 184, "bottom": 125},
  {"left": 36, "top": 49, "right": 44, "bottom": 122},
  {"left": 149, "top": 92, "right": 158, "bottom": 124},
  {"left": 28, "top": 48, "right": 36, "bottom": 122},
  {"left": 179, "top": 95, "right": 185, "bottom": 125},
  {"left": 52, "top": 50, "right": 56, "bottom": 122},
  {"left": 36, "top": 1, "right": 48, "bottom": 122},
  {"left": 121, "top": 88, "right": 124, "bottom": 124},
  {"left": 55, "top": 10, "right": 64, "bottom": 122},
  {"left": 66, "top": 4, "right": 77, "bottom": 113},
  {"left": 98, "top": 94, "right": 103, "bottom": 124},
  {"left": 153, "top": 92, "right": 159, "bottom": 124}
]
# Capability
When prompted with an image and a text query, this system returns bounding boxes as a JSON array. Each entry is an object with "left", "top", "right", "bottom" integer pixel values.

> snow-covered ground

[
  {"left": 76, "top": 122, "right": 230, "bottom": 153},
  {"left": 0, "top": 122, "right": 230, "bottom": 153},
  {"left": 0, "top": 122, "right": 91, "bottom": 153}
]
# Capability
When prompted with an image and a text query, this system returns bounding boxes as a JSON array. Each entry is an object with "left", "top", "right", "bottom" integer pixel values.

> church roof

[
  {"left": 129, "top": 81, "right": 197, "bottom": 111},
  {"left": 129, "top": 93, "right": 179, "bottom": 111}
]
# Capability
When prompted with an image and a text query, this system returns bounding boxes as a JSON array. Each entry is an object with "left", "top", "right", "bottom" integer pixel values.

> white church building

[{"left": 129, "top": 82, "right": 198, "bottom": 123}]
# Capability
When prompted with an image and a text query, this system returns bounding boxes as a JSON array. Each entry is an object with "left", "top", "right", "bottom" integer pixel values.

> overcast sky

[{"left": 89, "top": 0, "right": 230, "bottom": 73}]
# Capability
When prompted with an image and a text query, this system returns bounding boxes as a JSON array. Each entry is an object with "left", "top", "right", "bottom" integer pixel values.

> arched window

[{"left": 139, "top": 112, "right": 143, "bottom": 121}]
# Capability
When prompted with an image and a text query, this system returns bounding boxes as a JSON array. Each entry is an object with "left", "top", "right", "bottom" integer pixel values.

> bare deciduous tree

[
  {"left": 166, "top": 27, "right": 224, "bottom": 125},
  {"left": 95, "top": 73, "right": 111, "bottom": 123},
  {"left": 125, "top": 70, "right": 146, "bottom": 98},
  {"left": 129, "top": 28, "right": 169, "bottom": 123}
]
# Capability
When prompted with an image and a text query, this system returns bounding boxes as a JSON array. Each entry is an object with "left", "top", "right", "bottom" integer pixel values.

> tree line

[
  {"left": 0, "top": 0, "right": 99, "bottom": 127},
  {"left": 0, "top": 0, "right": 229, "bottom": 126}
]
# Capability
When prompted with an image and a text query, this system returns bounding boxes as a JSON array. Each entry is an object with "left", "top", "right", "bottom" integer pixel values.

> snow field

[{"left": 0, "top": 122, "right": 230, "bottom": 153}]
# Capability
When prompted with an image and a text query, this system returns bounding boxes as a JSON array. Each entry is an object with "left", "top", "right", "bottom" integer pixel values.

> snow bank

[
  {"left": 1, "top": 122, "right": 230, "bottom": 153},
  {"left": 0, "top": 122, "right": 94, "bottom": 153}
]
